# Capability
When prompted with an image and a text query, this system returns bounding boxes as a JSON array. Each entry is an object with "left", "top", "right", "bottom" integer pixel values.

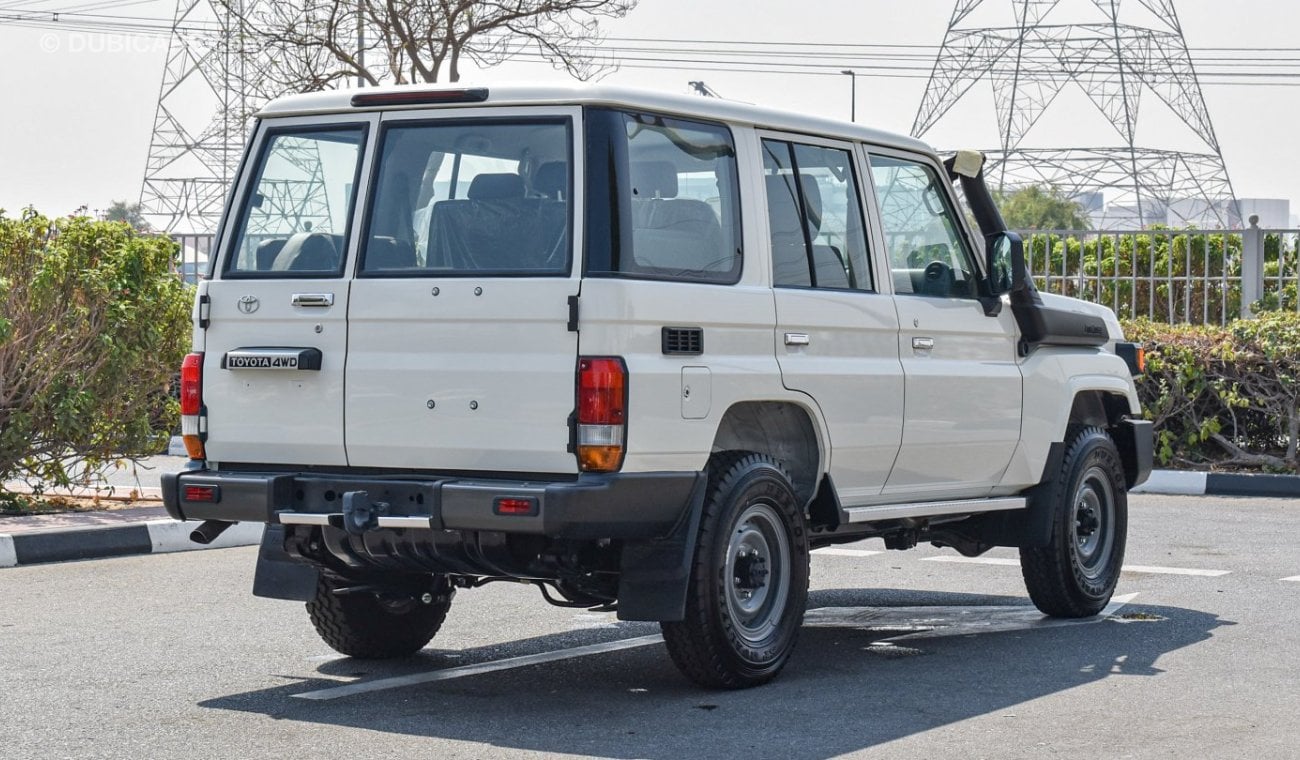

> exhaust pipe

[{"left": 190, "top": 519, "right": 235, "bottom": 545}]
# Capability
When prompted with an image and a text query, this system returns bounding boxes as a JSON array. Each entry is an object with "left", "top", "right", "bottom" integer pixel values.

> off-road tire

[
  {"left": 661, "top": 452, "right": 809, "bottom": 689},
  {"left": 306, "top": 575, "right": 454, "bottom": 658},
  {"left": 1020, "top": 426, "right": 1128, "bottom": 617}
]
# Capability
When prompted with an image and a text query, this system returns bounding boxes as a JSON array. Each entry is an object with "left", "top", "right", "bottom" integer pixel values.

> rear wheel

[
  {"left": 661, "top": 452, "right": 809, "bottom": 688},
  {"left": 306, "top": 575, "right": 454, "bottom": 658},
  {"left": 1020, "top": 426, "right": 1128, "bottom": 617}
]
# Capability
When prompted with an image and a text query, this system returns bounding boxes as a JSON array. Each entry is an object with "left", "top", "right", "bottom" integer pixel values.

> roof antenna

[{"left": 689, "top": 81, "right": 721, "bottom": 98}]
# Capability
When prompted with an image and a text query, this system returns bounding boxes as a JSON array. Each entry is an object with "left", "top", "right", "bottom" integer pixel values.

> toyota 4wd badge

[{"left": 237, "top": 295, "right": 260, "bottom": 314}]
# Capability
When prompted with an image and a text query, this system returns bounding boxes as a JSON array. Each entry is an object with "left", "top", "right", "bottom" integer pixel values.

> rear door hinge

[
  {"left": 198, "top": 293, "right": 211, "bottom": 329},
  {"left": 567, "top": 295, "right": 579, "bottom": 332}
]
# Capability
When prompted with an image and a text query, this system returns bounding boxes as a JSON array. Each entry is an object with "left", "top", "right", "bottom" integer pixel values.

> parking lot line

[
  {"left": 1280, "top": 576, "right": 1300, "bottom": 583},
  {"left": 813, "top": 548, "right": 882, "bottom": 557},
  {"left": 1122, "top": 565, "right": 1230, "bottom": 577},
  {"left": 921, "top": 556, "right": 1020, "bottom": 566},
  {"left": 916, "top": 555, "right": 1231, "bottom": 577},
  {"left": 292, "top": 634, "right": 665, "bottom": 701}
]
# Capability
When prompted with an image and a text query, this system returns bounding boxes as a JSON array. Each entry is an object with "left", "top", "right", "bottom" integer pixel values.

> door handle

[
  {"left": 784, "top": 333, "right": 810, "bottom": 346},
  {"left": 291, "top": 293, "right": 334, "bottom": 308},
  {"left": 912, "top": 337, "right": 935, "bottom": 350}
]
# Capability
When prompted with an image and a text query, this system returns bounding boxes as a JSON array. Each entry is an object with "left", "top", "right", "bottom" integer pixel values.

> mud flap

[
  {"left": 252, "top": 524, "right": 319, "bottom": 601},
  {"left": 615, "top": 474, "right": 708, "bottom": 622}
]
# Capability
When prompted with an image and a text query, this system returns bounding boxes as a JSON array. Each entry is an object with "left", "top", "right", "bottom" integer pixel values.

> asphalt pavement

[{"left": 0, "top": 492, "right": 1296, "bottom": 759}]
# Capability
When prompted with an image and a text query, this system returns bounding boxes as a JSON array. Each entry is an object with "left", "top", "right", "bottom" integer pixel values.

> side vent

[{"left": 662, "top": 327, "right": 704, "bottom": 356}]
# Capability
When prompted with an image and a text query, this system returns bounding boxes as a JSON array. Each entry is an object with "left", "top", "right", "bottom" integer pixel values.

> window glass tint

[
  {"left": 227, "top": 127, "right": 363, "bottom": 276},
  {"left": 613, "top": 113, "right": 742, "bottom": 283},
  {"left": 762, "top": 139, "right": 871, "bottom": 290},
  {"left": 869, "top": 154, "right": 979, "bottom": 297},
  {"left": 362, "top": 119, "right": 571, "bottom": 276}
]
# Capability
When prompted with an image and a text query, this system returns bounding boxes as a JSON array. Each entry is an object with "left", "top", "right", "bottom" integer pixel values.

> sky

[{"left": 0, "top": 0, "right": 1297, "bottom": 224}]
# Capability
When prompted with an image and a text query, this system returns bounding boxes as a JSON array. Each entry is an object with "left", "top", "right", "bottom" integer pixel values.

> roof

[{"left": 257, "top": 82, "right": 933, "bottom": 154}]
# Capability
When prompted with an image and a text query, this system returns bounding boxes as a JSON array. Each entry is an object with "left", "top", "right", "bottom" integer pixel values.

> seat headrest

[
  {"left": 630, "top": 161, "right": 678, "bottom": 199},
  {"left": 468, "top": 173, "right": 524, "bottom": 200},
  {"left": 765, "top": 174, "right": 823, "bottom": 235},
  {"left": 534, "top": 162, "right": 567, "bottom": 197}
]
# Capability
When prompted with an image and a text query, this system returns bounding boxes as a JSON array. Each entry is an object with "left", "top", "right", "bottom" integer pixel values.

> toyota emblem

[{"left": 237, "top": 295, "right": 260, "bottom": 314}]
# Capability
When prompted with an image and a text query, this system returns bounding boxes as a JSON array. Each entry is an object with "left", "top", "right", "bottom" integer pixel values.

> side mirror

[{"left": 986, "top": 231, "right": 1025, "bottom": 296}]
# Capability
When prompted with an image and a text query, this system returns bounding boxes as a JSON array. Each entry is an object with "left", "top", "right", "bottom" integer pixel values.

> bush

[
  {"left": 1123, "top": 313, "right": 1300, "bottom": 472},
  {"left": 0, "top": 210, "right": 192, "bottom": 492}
]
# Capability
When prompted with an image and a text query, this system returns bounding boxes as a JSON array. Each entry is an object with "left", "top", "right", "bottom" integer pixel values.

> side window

[
  {"left": 585, "top": 110, "right": 742, "bottom": 284},
  {"left": 868, "top": 154, "right": 980, "bottom": 298},
  {"left": 762, "top": 139, "right": 872, "bottom": 290},
  {"left": 226, "top": 127, "right": 364, "bottom": 276}
]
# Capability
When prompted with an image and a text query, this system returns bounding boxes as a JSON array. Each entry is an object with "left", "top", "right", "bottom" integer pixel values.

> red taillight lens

[
  {"left": 180, "top": 352, "right": 206, "bottom": 460},
  {"left": 494, "top": 497, "right": 537, "bottom": 516},
  {"left": 180, "top": 353, "right": 203, "bottom": 415},
  {"left": 577, "top": 357, "right": 627, "bottom": 472},
  {"left": 578, "top": 358, "right": 627, "bottom": 425},
  {"left": 183, "top": 485, "right": 219, "bottom": 503}
]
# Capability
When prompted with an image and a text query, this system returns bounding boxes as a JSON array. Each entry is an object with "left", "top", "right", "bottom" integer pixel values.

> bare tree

[{"left": 225, "top": 0, "right": 636, "bottom": 92}]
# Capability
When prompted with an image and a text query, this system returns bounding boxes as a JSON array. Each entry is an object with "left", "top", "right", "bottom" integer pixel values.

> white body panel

[
  {"left": 345, "top": 277, "right": 579, "bottom": 472},
  {"left": 884, "top": 295, "right": 1022, "bottom": 497}
]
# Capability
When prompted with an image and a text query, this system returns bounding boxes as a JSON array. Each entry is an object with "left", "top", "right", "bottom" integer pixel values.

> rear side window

[
  {"left": 225, "top": 126, "right": 365, "bottom": 277},
  {"left": 360, "top": 118, "right": 572, "bottom": 276},
  {"left": 585, "top": 110, "right": 742, "bottom": 284}
]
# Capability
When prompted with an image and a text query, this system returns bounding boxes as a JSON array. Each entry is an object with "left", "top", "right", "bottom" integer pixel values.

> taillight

[
  {"left": 577, "top": 357, "right": 627, "bottom": 472},
  {"left": 180, "top": 352, "right": 206, "bottom": 460}
]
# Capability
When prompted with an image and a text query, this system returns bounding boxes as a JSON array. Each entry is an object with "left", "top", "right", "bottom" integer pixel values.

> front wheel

[
  {"left": 1020, "top": 426, "right": 1128, "bottom": 617},
  {"left": 661, "top": 452, "right": 809, "bottom": 689}
]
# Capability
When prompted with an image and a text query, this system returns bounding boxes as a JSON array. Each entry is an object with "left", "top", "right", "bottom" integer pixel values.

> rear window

[
  {"left": 224, "top": 126, "right": 365, "bottom": 277},
  {"left": 360, "top": 118, "right": 572, "bottom": 276},
  {"left": 585, "top": 109, "right": 742, "bottom": 284}
]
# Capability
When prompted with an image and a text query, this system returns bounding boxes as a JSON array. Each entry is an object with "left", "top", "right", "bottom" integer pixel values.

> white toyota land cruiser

[{"left": 163, "top": 84, "right": 1152, "bottom": 689}]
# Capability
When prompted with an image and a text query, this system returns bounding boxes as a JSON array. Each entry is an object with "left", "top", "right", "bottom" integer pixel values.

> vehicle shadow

[{"left": 200, "top": 588, "right": 1230, "bottom": 759}]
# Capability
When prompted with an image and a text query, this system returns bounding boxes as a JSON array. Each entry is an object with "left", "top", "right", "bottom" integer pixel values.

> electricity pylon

[{"left": 913, "top": 0, "right": 1238, "bottom": 228}]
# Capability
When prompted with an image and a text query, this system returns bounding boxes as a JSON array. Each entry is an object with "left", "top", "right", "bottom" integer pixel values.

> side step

[{"left": 842, "top": 496, "right": 1026, "bottom": 524}]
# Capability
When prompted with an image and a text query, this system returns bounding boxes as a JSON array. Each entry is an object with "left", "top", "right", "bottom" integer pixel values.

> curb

[
  {"left": 0, "top": 520, "right": 263, "bottom": 569},
  {"left": 1133, "top": 469, "right": 1300, "bottom": 497}
]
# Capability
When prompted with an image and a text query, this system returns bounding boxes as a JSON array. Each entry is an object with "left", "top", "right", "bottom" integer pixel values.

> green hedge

[
  {"left": 0, "top": 211, "right": 192, "bottom": 492},
  {"left": 1123, "top": 312, "right": 1300, "bottom": 472}
]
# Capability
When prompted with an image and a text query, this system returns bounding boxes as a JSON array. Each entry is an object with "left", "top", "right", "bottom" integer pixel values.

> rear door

[
  {"left": 344, "top": 107, "right": 581, "bottom": 473},
  {"left": 202, "top": 116, "right": 375, "bottom": 466},
  {"left": 762, "top": 135, "right": 904, "bottom": 502}
]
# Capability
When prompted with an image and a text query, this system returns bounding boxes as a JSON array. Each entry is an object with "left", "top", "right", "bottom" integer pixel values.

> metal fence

[
  {"left": 165, "top": 219, "right": 1300, "bottom": 325},
  {"left": 1018, "top": 218, "right": 1300, "bottom": 325}
]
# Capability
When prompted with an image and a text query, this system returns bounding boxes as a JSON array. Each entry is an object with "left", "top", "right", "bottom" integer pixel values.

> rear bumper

[{"left": 161, "top": 467, "right": 703, "bottom": 540}]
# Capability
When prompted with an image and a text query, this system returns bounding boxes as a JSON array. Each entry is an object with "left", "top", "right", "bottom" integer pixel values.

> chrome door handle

[
  {"left": 784, "top": 333, "right": 810, "bottom": 346},
  {"left": 291, "top": 293, "right": 334, "bottom": 308},
  {"left": 912, "top": 337, "right": 935, "bottom": 350}
]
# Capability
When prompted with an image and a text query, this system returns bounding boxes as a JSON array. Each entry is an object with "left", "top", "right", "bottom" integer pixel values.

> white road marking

[
  {"left": 919, "top": 555, "right": 1230, "bottom": 577},
  {"left": 1280, "top": 576, "right": 1300, "bottom": 583},
  {"left": 804, "top": 593, "right": 1139, "bottom": 641},
  {"left": 813, "top": 547, "right": 882, "bottom": 558},
  {"left": 1122, "top": 565, "right": 1230, "bottom": 577},
  {"left": 293, "top": 634, "right": 665, "bottom": 701},
  {"left": 0, "top": 535, "right": 15, "bottom": 568},
  {"left": 921, "top": 556, "right": 1020, "bottom": 566}
]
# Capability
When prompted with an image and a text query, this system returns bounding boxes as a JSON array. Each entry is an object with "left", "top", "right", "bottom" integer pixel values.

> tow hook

[{"left": 341, "top": 491, "right": 388, "bottom": 535}]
